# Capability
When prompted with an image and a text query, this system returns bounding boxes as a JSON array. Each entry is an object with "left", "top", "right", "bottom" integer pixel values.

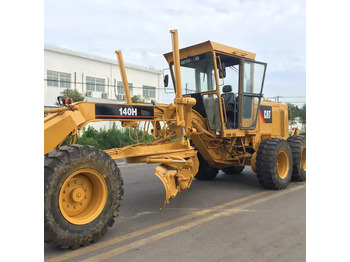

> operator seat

[{"left": 221, "top": 85, "right": 236, "bottom": 129}]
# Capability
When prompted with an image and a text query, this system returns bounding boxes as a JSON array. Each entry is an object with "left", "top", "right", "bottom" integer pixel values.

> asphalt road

[{"left": 44, "top": 161, "right": 306, "bottom": 262}]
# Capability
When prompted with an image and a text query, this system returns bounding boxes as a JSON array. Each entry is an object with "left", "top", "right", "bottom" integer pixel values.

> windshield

[{"left": 171, "top": 52, "right": 216, "bottom": 94}]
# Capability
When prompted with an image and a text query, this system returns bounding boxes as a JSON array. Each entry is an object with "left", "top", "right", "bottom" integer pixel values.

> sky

[{"left": 44, "top": 0, "right": 305, "bottom": 105}]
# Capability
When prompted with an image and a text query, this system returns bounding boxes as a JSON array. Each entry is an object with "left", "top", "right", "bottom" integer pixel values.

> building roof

[{"left": 44, "top": 44, "right": 162, "bottom": 75}]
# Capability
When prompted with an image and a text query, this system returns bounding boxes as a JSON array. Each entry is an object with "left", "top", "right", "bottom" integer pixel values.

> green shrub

[
  {"left": 74, "top": 124, "right": 154, "bottom": 150},
  {"left": 79, "top": 136, "right": 99, "bottom": 147}
]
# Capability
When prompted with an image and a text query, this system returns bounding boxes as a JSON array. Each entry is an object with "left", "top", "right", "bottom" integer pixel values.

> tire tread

[
  {"left": 44, "top": 145, "right": 123, "bottom": 249},
  {"left": 256, "top": 138, "right": 292, "bottom": 190}
]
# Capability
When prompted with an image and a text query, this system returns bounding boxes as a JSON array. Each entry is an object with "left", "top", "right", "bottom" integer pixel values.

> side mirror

[
  {"left": 219, "top": 63, "right": 226, "bottom": 79},
  {"left": 164, "top": 74, "right": 169, "bottom": 87},
  {"left": 163, "top": 68, "right": 174, "bottom": 94}
]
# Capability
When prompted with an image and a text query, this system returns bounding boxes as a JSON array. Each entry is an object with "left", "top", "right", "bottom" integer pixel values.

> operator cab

[
  {"left": 164, "top": 41, "right": 266, "bottom": 135},
  {"left": 221, "top": 85, "right": 238, "bottom": 129}
]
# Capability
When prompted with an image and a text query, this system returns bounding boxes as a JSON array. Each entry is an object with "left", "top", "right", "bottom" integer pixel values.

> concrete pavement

[{"left": 45, "top": 162, "right": 306, "bottom": 262}]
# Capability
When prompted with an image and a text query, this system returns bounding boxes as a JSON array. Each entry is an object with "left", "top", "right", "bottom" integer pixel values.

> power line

[
  {"left": 44, "top": 79, "right": 306, "bottom": 103},
  {"left": 278, "top": 96, "right": 306, "bottom": 98},
  {"left": 266, "top": 95, "right": 306, "bottom": 103},
  {"left": 282, "top": 101, "right": 306, "bottom": 104},
  {"left": 43, "top": 79, "right": 168, "bottom": 90}
]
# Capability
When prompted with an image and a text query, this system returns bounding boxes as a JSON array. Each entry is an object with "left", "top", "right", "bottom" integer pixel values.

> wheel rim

[
  {"left": 276, "top": 149, "right": 289, "bottom": 179},
  {"left": 59, "top": 168, "right": 107, "bottom": 225},
  {"left": 301, "top": 147, "right": 306, "bottom": 171}
]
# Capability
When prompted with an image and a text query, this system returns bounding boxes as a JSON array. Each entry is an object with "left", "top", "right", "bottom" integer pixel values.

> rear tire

[
  {"left": 44, "top": 145, "right": 123, "bottom": 249},
  {"left": 195, "top": 152, "right": 218, "bottom": 180},
  {"left": 256, "top": 138, "right": 292, "bottom": 190},
  {"left": 222, "top": 166, "right": 245, "bottom": 175},
  {"left": 287, "top": 135, "right": 306, "bottom": 181}
]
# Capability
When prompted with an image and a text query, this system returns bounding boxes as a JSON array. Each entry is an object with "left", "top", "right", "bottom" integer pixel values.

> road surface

[{"left": 45, "top": 161, "right": 306, "bottom": 262}]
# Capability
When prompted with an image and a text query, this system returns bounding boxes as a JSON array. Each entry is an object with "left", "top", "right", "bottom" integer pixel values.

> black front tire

[
  {"left": 222, "top": 166, "right": 245, "bottom": 175},
  {"left": 256, "top": 138, "right": 293, "bottom": 190},
  {"left": 44, "top": 145, "right": 123, "bottom": 249},
  {"left": 195, "top": 152, "right": 218, "bottom": 180}
]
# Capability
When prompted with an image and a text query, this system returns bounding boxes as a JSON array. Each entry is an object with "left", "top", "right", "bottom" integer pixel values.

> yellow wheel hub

[
  {"left": 59, "top": 169, "right": 107, "bottom": 225},
  {"left": 71, "top": 187, "right": 85, "bottom": 203},
  {"left": 276, "top": 150, "right": 289, "bottom": 179},
  {"left": 301, "top": 147, "right": 306, "bottom": 172}
]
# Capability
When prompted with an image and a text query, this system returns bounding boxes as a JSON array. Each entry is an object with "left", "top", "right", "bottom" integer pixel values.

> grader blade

[
  {"left": 155, "top": 165, "right": 179, "bottom": 206},
  {"left": 153, "top": 153, "right": 199, "bottom": 206}
]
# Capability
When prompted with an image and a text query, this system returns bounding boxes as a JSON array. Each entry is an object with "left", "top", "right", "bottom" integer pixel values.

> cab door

[{"left": 239, "top": 60, "right": 267, "bottom": 129}]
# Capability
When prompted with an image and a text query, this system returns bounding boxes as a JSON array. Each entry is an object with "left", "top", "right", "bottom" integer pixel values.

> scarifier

[{"left": 44, "top": 29, "right": 306, "bottom": 248}]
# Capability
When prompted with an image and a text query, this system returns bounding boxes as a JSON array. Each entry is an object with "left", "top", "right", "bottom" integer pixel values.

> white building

[{"left": 44, "top": 45, "right": 163, "bottom": 130}]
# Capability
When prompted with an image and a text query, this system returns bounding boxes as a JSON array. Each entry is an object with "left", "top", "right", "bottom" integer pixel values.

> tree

[
  {"left": 286, "top": 103, "right": 299, "bottom": 125},
  {"left": 131, "top": 95, "right": 145, "bottom": 103},
  {"left": 60, "top": 89, "right": 85, "bottom": 102},
  {"left": 299, "top": 103, "right": 306, "bottom": 129}
]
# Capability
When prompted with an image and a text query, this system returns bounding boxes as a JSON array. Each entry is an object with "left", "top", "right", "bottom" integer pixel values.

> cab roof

[{"left": 163, "top": 40, "right": 256, "bottom": 63}]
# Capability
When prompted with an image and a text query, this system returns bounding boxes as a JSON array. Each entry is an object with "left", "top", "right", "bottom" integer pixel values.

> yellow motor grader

[{"left": 44, "top": 29, "right": 306, "bottom": 249}]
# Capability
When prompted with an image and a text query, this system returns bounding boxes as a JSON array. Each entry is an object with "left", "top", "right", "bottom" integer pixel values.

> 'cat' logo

[
  {"left": 264, "top": 110, "right": 271, "bottom": 119},
  {"left": 259, "top": 106, "right": 273, "bottom": 123}
]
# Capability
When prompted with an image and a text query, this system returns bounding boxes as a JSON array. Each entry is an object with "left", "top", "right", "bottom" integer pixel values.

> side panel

[
  {"left": 44, "top": 102, "right": 157, "bottom": 155},
  {"left": 95, "top": 104, "right": 154, "bottom": 120},
  {"left": 257, "top": 101, "right": 289, "bottom": 140}
]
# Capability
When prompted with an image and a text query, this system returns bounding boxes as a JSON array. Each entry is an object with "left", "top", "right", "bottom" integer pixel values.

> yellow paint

[
  {"left": 291, "top": 127, "right": 300, "bottom": 136},
  {"left": 276, "top": 149, "right": 289, "bottom": 179},
  {"left": 251, "top": 152, "right": 257, "bottom": 173},
  {"left": 115, "top": 50, "right": 132, "bottom": 104},
  {"left": 154, "top": 165, "right": 178, "bottom": 204},
  {"left": 58, "top": 169, "right": 107, "bottom": 225},
  {"left": 163, "top": 41, "right": 256, "bottom": 63}
]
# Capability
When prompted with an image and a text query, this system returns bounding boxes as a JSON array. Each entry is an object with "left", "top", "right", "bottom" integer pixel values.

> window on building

[
  {"left": 143, "top": 85, "right": 156, "bottom": 98},
  {"left": 129, "top": 83, "right": 133, "bottom": 96},
  {"left": 86, "top": 76, "right": 105, "bottom": 92},
  {"left": 47, "top": 70, "right": 71, "bottom": 88},
  {"left": 117, "top": 81, "right": 133, "bottom": 96}
]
